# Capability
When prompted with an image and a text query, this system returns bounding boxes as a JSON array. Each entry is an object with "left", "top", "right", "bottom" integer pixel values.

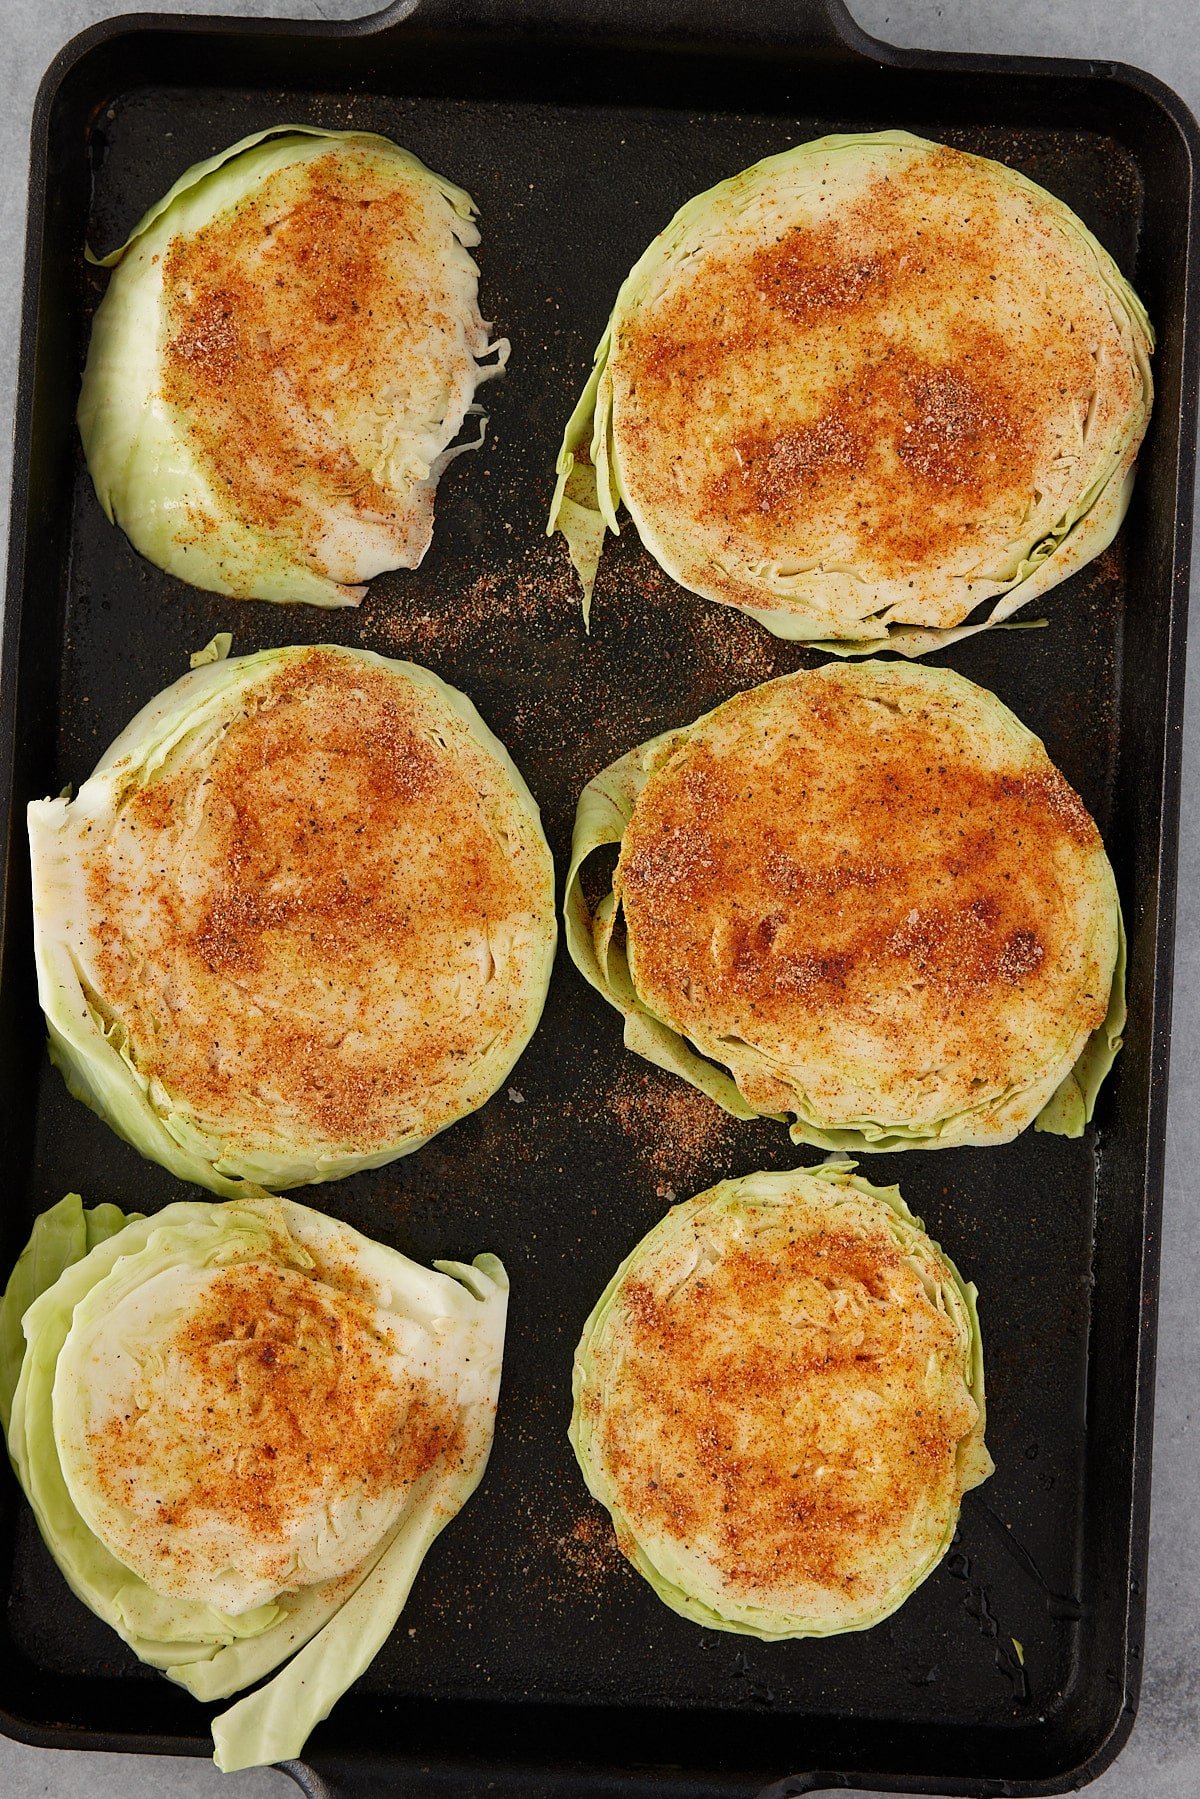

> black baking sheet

[{"left": 0, "top": 6, "right": 1196, "bottom": 1794}]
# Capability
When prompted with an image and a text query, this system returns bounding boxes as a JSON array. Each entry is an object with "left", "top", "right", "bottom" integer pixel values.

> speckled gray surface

[{"left": 0, "top": 2, "right": 1196, "bottom": 1795}]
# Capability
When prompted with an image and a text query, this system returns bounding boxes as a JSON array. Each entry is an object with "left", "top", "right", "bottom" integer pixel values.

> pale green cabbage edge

[
  {"left": 570, "top": 1163, "right": 991, "bottom": 1637},
  {"left": 78, "top": 125, "right": 498, "bottom": 608},
  {"left": 564, "top": 678, "right": 1126, "bottom": 1152},
  {"left": 28, "top": 644, "right": 557, "bottom": 1196},
  {"left": 547, "top": 128, "right": 1154, "bottom": 656},
  {"left": 0, "top": 1192, "right": 508, "bottom": 1772}
]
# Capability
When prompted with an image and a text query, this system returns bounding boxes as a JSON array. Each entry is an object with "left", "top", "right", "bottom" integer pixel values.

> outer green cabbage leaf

[
  {"left": 0, "top": 1194, "right": 139, "bottom": 1435},
  {"left": 0, "top": 1192, "right": 508, "bottom": 1771},
  {"left": 549, "top": 129, "right": 1153, "bottom": 654},
  {"left": 1035, "top": 909, "right": 1127, "bottom": 1135},
  {"left": 570, "top": 1163, "right": 991, "bottom": 1637},
  {"left": 564, "top": 731, "right": 760, "bottom": 1122}
]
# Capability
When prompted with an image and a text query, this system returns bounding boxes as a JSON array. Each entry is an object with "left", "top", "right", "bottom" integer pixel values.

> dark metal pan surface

[{"left": 1, "top": 2, "right": 1197, "bottom": 1794}]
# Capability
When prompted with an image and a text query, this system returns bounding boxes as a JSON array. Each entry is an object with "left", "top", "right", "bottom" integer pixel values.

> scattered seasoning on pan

[
  {"left": 360, "top": 532, "right": 579, "bottom": 659},
  {"left": 518, "top": 1498, "right": 630, "bottom": 1606},
  {"left": 556, "top": 1510, "right": 627, "bottom": 1592},
  {"left": 605, "top": 1064, "right": 739, "bottom": 1196}
]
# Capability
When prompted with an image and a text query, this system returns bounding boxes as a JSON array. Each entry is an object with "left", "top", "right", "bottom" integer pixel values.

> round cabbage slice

[
  {"left": 549, "top": 129, "right": 1153, "bottom": 655},
  {"left": 570, "top": 1163, "right": 991, "bottom": 1637},
  {"left": 0, "top": 1191, "right": 508, "bottom": 1771},
  {"left": 565, "top": 660, "right": 1125, "bottom": 1151},
  {"left": 79, "top": 126, "right": 508, "bottom": 607},
  {"left": 29, "top": 644, "right": 556, "bottom": 1193}
]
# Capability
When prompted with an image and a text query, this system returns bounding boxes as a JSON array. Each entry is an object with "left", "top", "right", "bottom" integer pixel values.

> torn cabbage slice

[{"left": 80, "top": 126, "right": 508, "bottom": 606}]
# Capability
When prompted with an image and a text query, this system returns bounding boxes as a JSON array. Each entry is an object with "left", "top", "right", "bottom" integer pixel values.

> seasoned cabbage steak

[
  {"left": 571, "top": 1164, "right": 990, "bottom": 1635},
  {"left": 551, "top": 130, "right": 1153, "bottom": 653},
  {"left": 29, "top": 645, "right": 556, "bottom": 1191},
  {"left": 565, "top": 660, "right": 1124, "bottom": 1149},
  {"left": 0, "top": 1191, "right": 507, "bottom": 1770},
  {"left": 80, "top": 127, "right": 507, "bottom": 606}
]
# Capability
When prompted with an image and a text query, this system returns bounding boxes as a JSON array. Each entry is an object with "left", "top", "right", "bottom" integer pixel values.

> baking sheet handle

[{"left": 353, "top": 0, "right": 884, "bottom": 58}]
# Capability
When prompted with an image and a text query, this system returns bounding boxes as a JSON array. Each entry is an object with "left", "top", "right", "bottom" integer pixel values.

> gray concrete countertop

[{"left": 1, "top": 2, "right": 1196, "bottom": 1795}]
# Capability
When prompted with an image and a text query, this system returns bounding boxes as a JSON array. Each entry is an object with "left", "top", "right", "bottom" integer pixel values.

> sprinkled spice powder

[
  {"left": 606, "top": 1064, "right": 739, "bottom": 1197},
  {"left": 361, "top": 535, "right": 579, "bottom": 659},
  {"left": 556, "top": 1510, "right": 626, "bottom": 1592},
  {"left": 515, "top": 1498, "right": 630, "bottom": 1607}
]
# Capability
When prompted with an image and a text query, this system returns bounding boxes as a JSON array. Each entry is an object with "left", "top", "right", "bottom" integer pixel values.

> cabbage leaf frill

[
  {"left": 570, "top": 1164, "right": 991, "bottom": 1637},
  {"left": 549, "top": 130, "right": 1153, "bottom": 655},
  {"left": 0, "top": 1192, "right": 508, "bottom": 1772},
  {"left": 79, "top": 126, "right": 508, "bottom": 607}
]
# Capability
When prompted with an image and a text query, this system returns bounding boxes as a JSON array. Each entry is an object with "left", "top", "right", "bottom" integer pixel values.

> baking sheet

[{"left": 1, "top": 10, "right": 1196, "bottom": 1792}]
